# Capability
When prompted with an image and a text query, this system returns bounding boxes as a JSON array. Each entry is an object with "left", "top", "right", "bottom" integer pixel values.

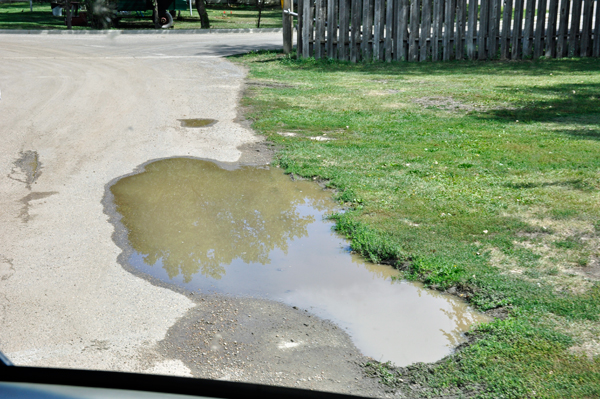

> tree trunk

[
  {"left": 153, "top": 0, "right": 160, "bottom": 28},
  {"left": 66, "top": 0, "right": 72, "bottom": 29},
  {"left": 256, "top": 0, "right": 264, "bottom": 28},
  {"left": 195, "top": 0, "right": 210, "bottom": 29}
]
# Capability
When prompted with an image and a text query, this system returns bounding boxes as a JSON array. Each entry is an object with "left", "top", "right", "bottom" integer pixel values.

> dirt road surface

[{"left": 0, "top": 33, "right": 385, "bottom": 397}]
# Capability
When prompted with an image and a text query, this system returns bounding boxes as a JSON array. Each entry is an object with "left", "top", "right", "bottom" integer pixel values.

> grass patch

[
  {"left": 0, "top": 1, "right": 282, "bottom": 30},
  {"left": 233, "top": 51, "right": 600, "bottom": 397},
  {"left": 0, "top": 1, "right": 88, "bottom": 29},
  {"left": 115, "top": 5, "right": 282, "bottom": 30}
]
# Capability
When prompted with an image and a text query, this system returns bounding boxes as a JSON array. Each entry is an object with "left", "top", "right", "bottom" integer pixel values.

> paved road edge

[{"left": 0, "top": 28, "right": 283, "bottom": 35}]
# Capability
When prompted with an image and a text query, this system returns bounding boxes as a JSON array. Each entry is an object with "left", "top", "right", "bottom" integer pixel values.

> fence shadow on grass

[
  {"left": 505, "top": 179, "right": 594, "bottom": 191},
  {"left": 271, "top": 54, "right": 600, "bottom": 77},
  {"left": 474, "top": 83, "right": 600, "bottom": 135}
]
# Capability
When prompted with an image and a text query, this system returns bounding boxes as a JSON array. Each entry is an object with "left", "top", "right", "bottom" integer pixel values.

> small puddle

[
  {"left": 109, "top": 158, "right": 489, "bottom": 366},
  {"left": 178, "top": 118, "right": 217, "bottom": 128}
]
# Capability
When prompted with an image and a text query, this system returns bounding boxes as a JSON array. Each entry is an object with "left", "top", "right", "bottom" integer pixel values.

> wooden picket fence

[{"left": 295, "top": 0, "right": 600, "bottom": 61}]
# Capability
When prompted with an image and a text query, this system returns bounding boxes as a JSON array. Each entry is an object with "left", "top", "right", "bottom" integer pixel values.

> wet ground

[
  {"left": 1, "top": 33, "right": 489, "bottom": 398},
  {"left": 106, "top": 158, "right": 489, "bottom": 368}
]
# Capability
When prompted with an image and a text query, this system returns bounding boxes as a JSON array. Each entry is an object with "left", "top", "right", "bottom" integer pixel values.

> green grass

[
  {"left": 116, "top": 5, "right": 282, "bottom": 30},
  {"left": 0, "top": 1, "right": 89, "bottom": 29},
  {"left": 0, "top": 1, "right": 282, "bottom": 30},
  {"left": 232, "top": 52, "right": 600, "bottom": 398}
]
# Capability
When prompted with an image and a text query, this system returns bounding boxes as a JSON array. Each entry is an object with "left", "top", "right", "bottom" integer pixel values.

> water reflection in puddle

[
  {"left": 110, "top": 158, "right": 489, "bottom": 366},
  {"left": 178, "top": 118, "right": 217, "bottom": 128}
]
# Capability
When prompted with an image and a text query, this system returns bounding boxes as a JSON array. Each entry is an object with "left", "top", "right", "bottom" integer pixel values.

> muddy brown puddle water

[
  {"left": 110, "top": 158, "right": 489, "bottom": 366},
  {"left": 178, "top": 119, "right": 217, "bottom": 128}
]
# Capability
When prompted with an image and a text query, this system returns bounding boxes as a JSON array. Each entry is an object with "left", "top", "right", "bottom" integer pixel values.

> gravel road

[{"left": 0, "top": 33, "right": 386, "bottom": 397}]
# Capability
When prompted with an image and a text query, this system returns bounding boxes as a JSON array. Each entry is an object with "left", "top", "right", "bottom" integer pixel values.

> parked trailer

[{"left": 116, "top": 0, "right": 191, "bottom": 28}]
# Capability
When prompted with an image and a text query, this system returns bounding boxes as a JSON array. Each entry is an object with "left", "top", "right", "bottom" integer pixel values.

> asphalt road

[
  {"left": 0, "top": 32, "right": 386, "bottom": 397},
  {"left": 0, "top": 32, "right": 281, "bottom": 373}
]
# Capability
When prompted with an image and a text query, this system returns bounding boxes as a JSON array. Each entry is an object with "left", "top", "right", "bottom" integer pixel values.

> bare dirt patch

[
  {"left": 412, "top": 96, "right": 478, "bottom": 112},
  {"left": 159, "top": 293, "right": 385, "bottom": 397},
  {"left": 485, "top": 209, "right": 600, "bottom": 294}
]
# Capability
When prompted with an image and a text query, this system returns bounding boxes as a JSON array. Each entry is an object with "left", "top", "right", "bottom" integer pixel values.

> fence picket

[
  {"left": 534, "top": 0, "right": 547, "bottom": 58},
  {"left": 494, "top": 0, "right": 501, "bottom": 43},
  {"left": 568, "top": 0, "right": 582, "bottom": 57},
  {"left": 315, "top": 0, "right": 324, "bottom": 58},
  {"left": 385, "top": 0, "right": 393, "bottom": 60},
  {"left": 500, "top": 0, "right": 513, "bottom": 59},
  {"left": 478, "top": 0, "right": 490, "bottom": 59},
  {"left": 444, "top": 0, "right": 450, "bottom": 59},
  {"left": 488, "top": 0, "right": 500, "bottom": 58},
  {"left": 511, "top": 0, "right": 524, "bottom": 59},
  {"left": 339, "top": 0, "right": 350, "bottom": 60},
  {"left": 295, "top": 0, "right": 600, "bottom": 62},
  {"left": 546, "top": 0, "right": 558, "bottom": 57},
  {"left": 327, "top": 0, "right": 336, "bottom": 58},
  {"left": 321, "top": 0, "right": 328, "bottom": 56},
  {"left": 421, "top": 0, "right": 433, "bottom": 60},
  {"left": 444, "top": 0, "right": 454, "bottom": 59},
  {"left": 297, "top": 0, "right": 304, "bottom": 58},
  {"left": 392, "top": 0, "right": 399, "bottom": 59},
  {"left": 556, "top": 0, "right": 570, "bottom": 57},
  {"left": 594, "top": 0, "right": 600, "bottom": 57},
  {"left": 580, "top": 0, "right": 593, "bottom": 56},
  {"left": 455, "top": 0, "right": 466, "bottom": 59},
  {"left": 432, "top": 0, "right": 443, "bottom": 59},
  {"left": 410, "top": 0, "right": 421, "bottom": 60},
  {"left": 362, "top": 0, "right": 372, "bottom": 59},
  {"left": 522, "top": 0, "right": 535, "bottom": 57},
  {"left": 303, "top": 0, "right": 312, "bottom": 57},
  {"left": 449, "top": 0, "right": 457, "bottom": 58},
  {"left": 351, "top": 0, "right": 361, "bottom": 61},
  {"left": 377, "top": 0, "right": 385, "bottom": 57},
  {"left": 397, "top": 0, "right": 409, "bottom": 60},
  {"left": 374, "top": 0, "right": 383, "bottom": 59},
  {"left": 466, "top": 0, "right": 478, "bottom": 58}
]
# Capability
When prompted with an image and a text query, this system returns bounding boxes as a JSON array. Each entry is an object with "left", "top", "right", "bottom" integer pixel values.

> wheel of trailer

[
  {"left": 159, "top": 11, "right": 173, "bottom": 28},
  {"left": 152, "top": 10, "right": 173, "bottom": 29}
]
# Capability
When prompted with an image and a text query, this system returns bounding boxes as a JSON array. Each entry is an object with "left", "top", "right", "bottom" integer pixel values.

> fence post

[{"left": 283, "top": 0, "right": 294, "bottom": 54}]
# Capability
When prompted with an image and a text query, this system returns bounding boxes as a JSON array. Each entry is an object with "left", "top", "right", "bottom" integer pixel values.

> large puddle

[{"left": 109, "top": 158, "right": 489, "bottom": 366}]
